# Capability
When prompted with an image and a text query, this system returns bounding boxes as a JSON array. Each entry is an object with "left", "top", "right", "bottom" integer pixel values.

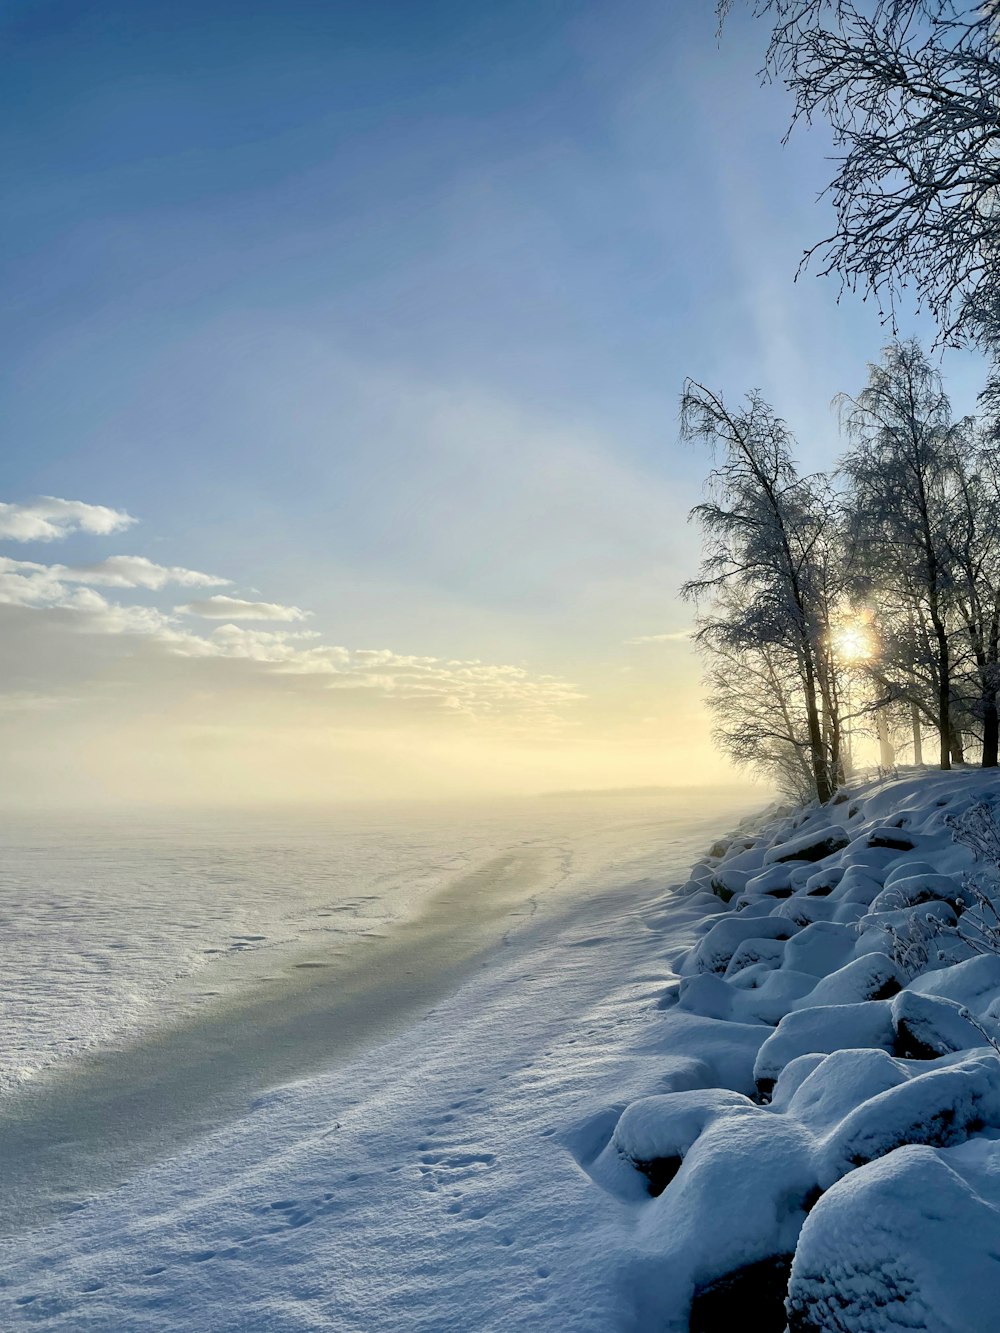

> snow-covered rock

[
  {"left": 787, "top": 1141, "right": 1000, "bottom": 1332},
  {"left": 869, "top": 871, "right": 972, "bottom": 913},
  {"left": 823, "top": 1051, "right": 1000, "bottom": 1178},
  {"left": 753, "top": 1001, "right": 897, "bottom": 1099},
  {"left": 890, "top": 989, "right": 991, "bottom": 1058},
  {"left": 743, "top": 862, "right": 806, "bottom": 899},
  {"left": 725, "top": 935, "right": 787, "bottom": 976},
  {"left": 907, "top": 953, "right": 1000, "bottom": 1015},
  {"left": 762, "top": 826, "right": 850, "bottom": 866},
  {"left": 683, "top": 916, "right": 800, "bottom": 977},
  {"left": 782, "top": 920, "right": 857, "bottom": 977},
  {"left": 612, "top": 1088, "right": 756, "bottom": 1194},
  {"left": 790, "top": 953, "right": 903, "bottom": 1010},
  {"left": 828, "top": 865, "right": 885, "bottom": 906},
  {"left": 606, "top": 771, "right": 1000, "bottom": 1328}
]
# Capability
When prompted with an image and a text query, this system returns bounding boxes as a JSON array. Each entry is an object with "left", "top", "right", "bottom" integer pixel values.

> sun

[{"left": 832, "top": 617, "right": 875, "bottom": 664}]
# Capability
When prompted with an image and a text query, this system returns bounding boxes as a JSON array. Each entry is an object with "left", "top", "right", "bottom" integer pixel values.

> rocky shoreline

[{"left": 605, "top": 769, "right": 1000, "bottom": 1332}]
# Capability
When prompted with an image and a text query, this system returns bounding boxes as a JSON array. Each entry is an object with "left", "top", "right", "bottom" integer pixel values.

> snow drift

[{"left": 606, "top": 768, "right": 1000, "bottom": 1332}]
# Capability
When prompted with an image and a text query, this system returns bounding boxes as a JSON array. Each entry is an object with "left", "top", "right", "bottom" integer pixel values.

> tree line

[
  {"left": 684, "top": 1, "right": 1000, "bottom": 803},
  {"left": 683, "top": 342, "right": 1000, "bottom": 801}
]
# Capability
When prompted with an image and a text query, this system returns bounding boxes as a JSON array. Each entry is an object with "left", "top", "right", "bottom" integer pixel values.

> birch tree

[
  {"left": 839, "top": 339, "right": 963, "bottom": 767},
  {"left": 720, "top": 0, "right": 1000, "bottom": 348},
  {"left": 947, "top": 433, "right": 1000, "bottom": 766},
  {"left": 702, "top": 625, "right": 819, "bottom": 800},
  {"left": 682, "top": 381, "right": 845, "bottom": 801}
]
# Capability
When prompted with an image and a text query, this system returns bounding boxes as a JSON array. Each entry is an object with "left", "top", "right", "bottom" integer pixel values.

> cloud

[
  {"left": 54, "top": 556, "right": 229, "bottom": 589},
  {"left": 178, "top": 594, "right": 310, "bottom": 621},
  {"left": 0, "top": 497, "right": 135, "bottom": 542},
  {"left": 0, "top": 555, "right": 228, "bottom": 605},
  {"left": 161, "top": 624, "right": 582, "bottom": 722},
  {"left": 0, "top": 587, "right": 582, "bottom": 727},
  {"left": 626, "top": 629, "right": 694, "bottom": 644},
  {"left": 0, "top": 497, "right": 583, "bottom": 729}
]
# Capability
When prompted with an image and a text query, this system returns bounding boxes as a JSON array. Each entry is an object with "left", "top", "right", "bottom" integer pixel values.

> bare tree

[
  {"left": 681, "top": 380, "right": 845, "bottom": 801},
  {"left": 947, "top": 430, "right": 1000, "bottom": 765},
  {"left": 839, "top": 339, "right": 964, "bottom": 767},
  {"left": 720, "top": 0, "right": 1000, "bottom": 347},
  {"left": 702, "top": 626, "right": 820, "bottom": 799}
]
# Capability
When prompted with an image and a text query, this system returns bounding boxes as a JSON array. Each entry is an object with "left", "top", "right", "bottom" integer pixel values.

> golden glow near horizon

[{"left": 0, "top": 601, "right": 746, "bottom": 807}]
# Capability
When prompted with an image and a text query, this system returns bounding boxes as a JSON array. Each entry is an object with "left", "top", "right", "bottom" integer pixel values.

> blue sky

[{"left": 0, "top": 0, "right": 988, "bottom": 802}]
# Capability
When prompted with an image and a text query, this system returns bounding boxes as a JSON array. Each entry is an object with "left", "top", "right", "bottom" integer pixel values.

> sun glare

[{"left": 832, "top": 617, "right": 875, "bottom": 664}]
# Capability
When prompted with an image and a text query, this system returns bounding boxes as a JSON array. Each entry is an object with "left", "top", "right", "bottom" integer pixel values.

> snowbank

[{"left": 606, "top": 768, "right": 1000, "bottom": 1332}]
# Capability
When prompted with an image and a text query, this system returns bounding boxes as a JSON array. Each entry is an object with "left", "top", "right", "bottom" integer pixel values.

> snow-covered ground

[
  {"left": 0, "top": 787, "right": 757, "bottom": 1328},
  {"left": 0, "top": 792, "right": 745, "bottom": 1091},
  {"left": 8, "top": 772, "right": 1000, "bottom": 1331}
]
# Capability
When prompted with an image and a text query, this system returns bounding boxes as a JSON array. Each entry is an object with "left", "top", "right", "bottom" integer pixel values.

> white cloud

[
  {"left": 0, "top": 497, "right": 582, "bottom": 727},
  {"left": 56, "top": 556, "right": 228, "bottom": 589},
  {"left": 626, "top": 629, "right": 694, "bottom": 644},
  {"left": 0, "top": 497, "right": 135, "bottom": 542},
  {"left": 178, "top": 594, "right": 310, "bottom": 621},
  {"left": 0, "top": 556, "right": 227, "bottom": 605},
  {"left": 0, "top": 585, "right": 581, "bottom": 726},
  {"left": 161, "top": 624, "right": 580, "bottom": 722}
]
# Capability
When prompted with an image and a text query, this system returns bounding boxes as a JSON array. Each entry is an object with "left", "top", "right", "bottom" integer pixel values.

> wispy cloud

[
  {"left": 0, "top": 556, "right": 228, "bottom": 607},
  {"left": 0, "top": 498, "right": 135, "bottom": 542},
  {"left": 626, "top": 629, "right": 693, "bottom": 645},
  {"left": 54, "top": 556, "right": 228, "bottom": 590},
  {"left": 0, "top": 499, "right": 582, "bottom": 727},
  {"left": 178, "top": 594, "right": 310, "bottom": 621}
]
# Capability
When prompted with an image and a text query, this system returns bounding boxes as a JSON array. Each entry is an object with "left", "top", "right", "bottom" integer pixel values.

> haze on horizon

[{"left": 0, "top": 0, "right": 984, "bottom": 808}]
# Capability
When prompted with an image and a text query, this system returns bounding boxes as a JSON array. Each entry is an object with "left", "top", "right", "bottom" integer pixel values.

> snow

[
  {"left": 788, "top": 1142, "right": 1000, "bottom": 1333},
  {"left": 0, "top": 795, "right": 720, "bottom": 1092},
  {"left": 10, "top": 769, "right": 1000, "bottom": 1329},
  {"left": 791, "top": 953, "right": 903, "bottom": 1009},
  {"left": 682, "top": 914, "right": 800, "bottom": 976}
]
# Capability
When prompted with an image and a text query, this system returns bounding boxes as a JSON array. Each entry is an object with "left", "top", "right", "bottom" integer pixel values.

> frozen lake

[
  {"left": 0, "top": 789, "right": 756, "bottom": 1095},
  {"left": 0, "top": 785, "right": 766, "bottom": 1328}
]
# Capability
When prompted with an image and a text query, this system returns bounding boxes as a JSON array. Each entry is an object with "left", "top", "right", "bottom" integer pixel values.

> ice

[{"left": 0, "top": 794, "right": 720, "bottom": 1092}]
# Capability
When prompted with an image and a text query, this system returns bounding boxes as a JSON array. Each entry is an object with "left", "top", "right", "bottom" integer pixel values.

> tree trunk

[
  {"left": 876, "top": 709, "right": 894, "bottom": 769},
  {"left": 936, "top": 629, "right": 951, "bottom": 770},
  {"left": 803, "top": 659, "right": 833, "bottom": 804},
  {"left": 984, "top": 697, "right": 999, "bottom": 768},
  {"left": 985, "top": 613, "right": 1000, "bottom": 769},
  {"left": 911, "top": 701, "right": 924, "bottom": 765},
  {"left": 949, "top": 727, "right": 965, "bottom": 766}
]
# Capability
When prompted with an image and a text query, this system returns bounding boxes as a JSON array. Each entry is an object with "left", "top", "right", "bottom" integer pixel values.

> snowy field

[
  {"left": 0, "top": 786, "right": 759, "bottom": 1329},
  {"left": 7, "top": 773, "right": 1000, "bottom": 1331},
  {"left": 0, "top": 792, "right": 749, "bottom": 1092}
]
